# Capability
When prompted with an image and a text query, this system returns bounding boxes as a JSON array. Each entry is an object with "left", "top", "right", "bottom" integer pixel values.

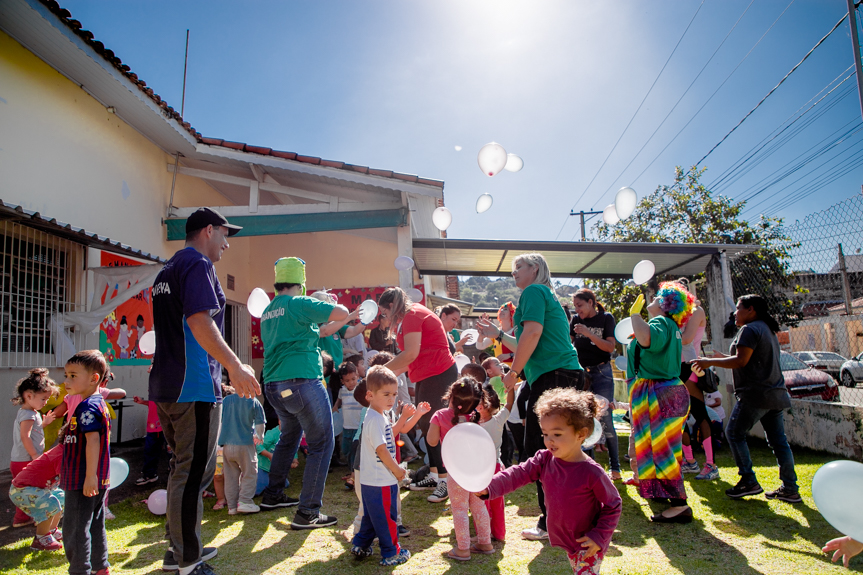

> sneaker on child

[
  {"left": 237, "top": 502, "right": 260, "bottom": 513},
  {"left": 379, "top": 548, "right": 410, "bottom": 566},
  {"left": 135, "top": 475, "right": 158, "bottom": 486},
  {"left": 409, "top": 476, "right": 438, "bottom": 491},
  {"left": 291, "top": 510, "right": 337, "bottom": 530},
  {"left": 521, "top": 526, "right": 549, "bottom": 541},
  {"left": 427, "top": 481, "right": 448, "bottom": 503},
  {"left": 680, "top": 460, "right": 700, "bottom": 474},
  {"left": 695, "top": 463, "right": 719, "bottom": 480},
  {"left": 30, "top": 533, "right": 62, "bottom": 551}
]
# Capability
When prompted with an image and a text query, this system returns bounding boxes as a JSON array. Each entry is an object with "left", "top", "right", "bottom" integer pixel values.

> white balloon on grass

[
  {"left": 476, "top": 193, "right": 494, "bottom": 214},
  {"left": 138, "top": 331, "right": 156, "bottom": 356},
  {"left": 109, "top": 458, "right": 129, "bottom": 488},
  {"left": 247, "top": 288, "right": 271, "bottom": 318},
  {"left": 602, "top": 204, "right": 620, "bottom": 225},
  {"left": 614, "top": 317, "right": 634, "bottom": 344},
  {"left": 632, "top": 260, "right": 655, "bottom": 285},
  {"left": 477, "top": 142, "right": 508, "bottom": 177},
  {"left": 406, "top": 287, "right": 424, "bottom": 304},
  {"left": 147, "top": 489, "right": 168, "bottom": 515},
  {"left": 615, "top": 187, "right": 638, "bottom": 220},
  {"left": 503, "top": 153, "right": 524, "bottom": 172},
  {"left": 441, "top": 422, "right": 497, "bottom": 492},
  {"left": 394, "top": 256, "right": 415, "bottom": 271},
  {"left": 358, "top": 299, "right": 379, "bottom": 325},
  {"left": 432, "top": 207, "right": 453, "bottom": 231},
  {"left": 583, "top": 418, "right": 603, "bottom": 449},
  {"left": 454, "top": 354, "right": 471, "bottom": 373},
  {"left": 812, "top": 460, "right": 863, "bottom": 542}
]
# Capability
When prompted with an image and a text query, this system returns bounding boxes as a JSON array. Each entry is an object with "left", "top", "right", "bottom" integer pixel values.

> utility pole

[
  {"left": 848, "top": 0, "right": 863, "bottom": 121},
  {"left": 839, "top": 243, "right": 854, "bottom": 315},
  {"left": 569, "top": 210, "right": 604, "bottom": 241}
]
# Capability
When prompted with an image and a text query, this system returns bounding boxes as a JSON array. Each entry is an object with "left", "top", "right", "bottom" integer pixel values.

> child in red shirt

[{"left": 9, "top": 445, "right": 64, "bottom": 551}]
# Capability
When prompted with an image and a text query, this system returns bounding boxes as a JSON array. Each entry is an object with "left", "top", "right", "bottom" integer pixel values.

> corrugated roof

[
  {"left": 38, "top": 0, "right": 443, "bottom": 190},
  {"left": 0, "top": 199, "right": 166, "bottom": 263}
]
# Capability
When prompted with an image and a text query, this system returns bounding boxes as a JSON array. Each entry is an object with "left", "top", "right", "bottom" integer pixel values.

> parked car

[
  {"left": 791, "top": 351, "right": 847, "bottom": 380},
  {"left": 839, "top": 352, "right": 863, "bottom": 388},
  {"left": 779, "top": 352, "right": 840, "bottom": 402}
]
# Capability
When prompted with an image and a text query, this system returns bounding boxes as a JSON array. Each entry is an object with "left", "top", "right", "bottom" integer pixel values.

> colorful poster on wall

[
  {"left": 251, "top": 284, "right": 425, "bottom": 359},
  {"left": 99, "top": 252, "right": 153, "bottom": 366}
]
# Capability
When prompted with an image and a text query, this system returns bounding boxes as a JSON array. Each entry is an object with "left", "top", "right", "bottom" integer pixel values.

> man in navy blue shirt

[{"left": 150, "top": 208, "right": 260, "bottom": 575}]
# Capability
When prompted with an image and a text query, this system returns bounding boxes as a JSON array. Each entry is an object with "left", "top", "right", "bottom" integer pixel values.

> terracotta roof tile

[{"left": 43, "top": 1, "right": 444, "bottom": 190}]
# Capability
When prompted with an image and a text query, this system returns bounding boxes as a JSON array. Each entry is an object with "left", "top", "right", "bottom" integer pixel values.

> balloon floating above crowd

[
  {"left": 247, "top": 288, "right": 271, "bottom": 318},
  {"left": 476, "top": 193, "right": 494, "bottom": 214},
  {"left": 432, "top": 207, "right": 453, "bottom": 231},
  {"left": 504, "top": 153, "right": 524, "bottom": 173},
  {"left": 615, "top": 187, "right": 638, "bottom": 220},
  {"left": 477, "top": 143, "right": 524, "bottom": 177},
  {"left": 394, "top": 256, "right": 414, "bottom": 271},
  {"left": 602, "top": 204, "right": 620, "bottom": 225},
  {"left": 407, "top": 287, "right": 424, "bottom": 304},
  {"left": 632, "top": 260, "right": 655, "bottom": 286}
]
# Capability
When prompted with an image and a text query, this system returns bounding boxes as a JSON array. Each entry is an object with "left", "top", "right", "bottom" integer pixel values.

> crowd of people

[{"left": 8, "top": 207, "right": 862, "bottom": 573}]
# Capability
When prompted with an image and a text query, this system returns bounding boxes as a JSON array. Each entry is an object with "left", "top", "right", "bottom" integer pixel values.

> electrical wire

[
  {"left": 763, "top": 147, "right": 863, "bottom": 215},
  {"left": 551, "top": 0, "right": 706, "bottom": 240},
  {"left": 592, "top": 0, "right": 777, "bottom": 209},
  {"left": 692, "top": 10, "right": 850, "bottom": 170}
]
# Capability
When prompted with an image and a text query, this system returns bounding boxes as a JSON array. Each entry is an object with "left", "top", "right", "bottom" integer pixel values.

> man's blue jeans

[
  {"left": 726, "top": 400, "right": 798, "bottom": 491},
  {"left": 588, "top": 363, "right": 620, "bottom": 473},
  {"left": 264, "top": 378, "right": 334, "bottom": 515}
]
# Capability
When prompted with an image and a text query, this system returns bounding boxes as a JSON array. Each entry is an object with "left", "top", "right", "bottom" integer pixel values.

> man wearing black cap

[{"left": 149, "top": 208, "right": 260, "bottom": 575}]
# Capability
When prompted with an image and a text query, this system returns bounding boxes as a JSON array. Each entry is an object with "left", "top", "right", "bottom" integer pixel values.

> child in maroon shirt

[{"left": 479, "top": 388, "right": 621, "bottom": 574}]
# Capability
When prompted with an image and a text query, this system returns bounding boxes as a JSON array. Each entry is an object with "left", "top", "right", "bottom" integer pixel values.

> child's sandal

[
  {"left": 446, "top": 550, "right": 470, "bottom": 561},
  {"left": 213, "top": 500, "right": 227, "bottom": 510},
  {"left": 469, "top": 544, "right": 495, "bottom": 555}
]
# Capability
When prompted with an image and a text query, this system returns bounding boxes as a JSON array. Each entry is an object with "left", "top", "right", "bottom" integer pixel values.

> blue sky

[{"left": 61, "top": 0, "right": 863, "bottom": 241}]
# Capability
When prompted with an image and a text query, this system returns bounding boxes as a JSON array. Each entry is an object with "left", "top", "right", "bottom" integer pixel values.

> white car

[
  {"left": 792, "top": 351, "right": 847, "bottom": 380},
  {"left": 839, "top": 352, "right": 863, "bottom": 388}
]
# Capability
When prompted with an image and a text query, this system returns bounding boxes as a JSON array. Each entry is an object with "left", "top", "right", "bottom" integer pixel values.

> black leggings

[
  {"left": 415, "top": 363, "right": 459, "bottom": 474},
  {"left": 524, "top": 368, "right": 585, "bottom": 531}
]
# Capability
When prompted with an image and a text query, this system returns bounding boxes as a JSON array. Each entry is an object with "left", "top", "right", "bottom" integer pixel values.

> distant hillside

[{"left": 459, "top": 277, "right": 577, "bottom": 309}]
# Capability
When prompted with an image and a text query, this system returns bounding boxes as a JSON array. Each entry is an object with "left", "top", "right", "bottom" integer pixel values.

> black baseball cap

[{"left": 185, "top": 207, "right": 242, "bottom": 236}]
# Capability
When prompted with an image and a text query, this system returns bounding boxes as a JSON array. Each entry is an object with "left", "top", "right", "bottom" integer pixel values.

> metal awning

[
  {"left": 426, "top": 294, "right": 474, "bottom": 316},
  {"left": 412, "top": 238, "right": 760, "bottom": 279},
  {"left": 0, "top": 199, "right": 166, "bottom": 263}
]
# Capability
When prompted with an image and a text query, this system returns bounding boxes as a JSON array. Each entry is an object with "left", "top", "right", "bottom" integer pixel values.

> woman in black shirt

[{"left": 570, "top": 288, "right": 621, "bottom": 480}]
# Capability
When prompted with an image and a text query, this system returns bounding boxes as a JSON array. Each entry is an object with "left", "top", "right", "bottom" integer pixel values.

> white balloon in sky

[
  {"left": 615, "top": 187, "right": 638, "bottom": 220},
  {"left": 602, "top": 204, "right": 620, "bottom": 225},
  {"left": 477, "top": 142, "right": 508, "bottom": 177},
  {"left": 503, "top": 153, "right": 524, "bottom": 172},
  {"left": 432, "top": 207, "right": 453, "bottom": 231},
  {"left": 247, "top": 288, "right": 271, "bottom": 318},
  {"left": 476, "top": 194, "right": 494, "bottom": 213},
  {"left": 632, "top": 260, "right": 655, "bottom": 286},
  {"left": 454, "top": 145, "right": 462, "bottom": 151}
]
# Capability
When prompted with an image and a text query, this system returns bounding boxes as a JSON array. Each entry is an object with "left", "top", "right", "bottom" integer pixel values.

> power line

[
  {"left": 592, "top": 0, "right": 773, "bottom": 210},
  {"left": 552, "top": 0, "right": 706, "bottom": 239},
  {"left": 692, "top": 10, "right": 850, "bottom": 169}
]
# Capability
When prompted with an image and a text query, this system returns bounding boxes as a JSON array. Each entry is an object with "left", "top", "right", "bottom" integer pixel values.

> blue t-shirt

[
  {"left": 218, "top": 394, "right": 266, "bottom": 446},
  {"left": 149, "top": 247, "right": 226, "bottom": 403},
  {"left": 60, "top": 394, "right": 111, "bottom": 491}
]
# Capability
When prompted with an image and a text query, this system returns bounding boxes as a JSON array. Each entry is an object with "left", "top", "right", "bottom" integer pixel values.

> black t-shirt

[
  {"left": 569, "top": 311, "right": 616, "bottom": 368},
  {"left": 730, "top": 320, "right": 790, "bottom": 409}
]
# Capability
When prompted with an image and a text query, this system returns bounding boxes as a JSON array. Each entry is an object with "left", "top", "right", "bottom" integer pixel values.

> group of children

[{"left": 9, "top": 350, "right": 117, "bottom": 575}]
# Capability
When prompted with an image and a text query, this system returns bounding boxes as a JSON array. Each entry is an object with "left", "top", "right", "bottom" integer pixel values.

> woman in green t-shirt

[
  {"left": 478, "top": 252, "right": 583, "bottom": 541},
  {"left": 627, "top": 281, "right": 694, "bottom": 524}
]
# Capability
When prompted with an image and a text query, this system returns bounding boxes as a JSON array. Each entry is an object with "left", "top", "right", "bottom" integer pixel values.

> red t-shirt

[
  {"left": 396, "top": 304, "right": 455, "bottom": 383},
  {"left": 12, "top": 445, "right": 63, "bottom": 489}
]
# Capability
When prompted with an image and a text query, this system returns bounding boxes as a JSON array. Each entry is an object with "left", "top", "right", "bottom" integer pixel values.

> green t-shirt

[
  {"left": 261, "top": 294, "right": 335, "bottom": 383},
  {"left": 626, "top": 315, "right": 682, "bottom": 381},
  {"left": 319, "top": 324, "right": 349, "bottom": 368},
  {"left": 490, "top": 376, "right": 505, "bottom": 401},
  {"left": 450, "top": 329, "right": 460, "bottom": 342},
  {"left": 256, "top": 426, "right": 282, "bottom": 473},
  {"left": 514, "top": 284, "right": 582, "bottom": 384}
]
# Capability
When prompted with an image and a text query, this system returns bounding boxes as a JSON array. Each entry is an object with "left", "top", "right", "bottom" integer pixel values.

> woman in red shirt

[{"left": 379, "top": 287, "right": 458, "bottom": 502}]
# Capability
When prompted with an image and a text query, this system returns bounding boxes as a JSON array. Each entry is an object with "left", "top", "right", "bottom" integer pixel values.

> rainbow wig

[
  {"left": 497, "top": 301, "right": 516, "bottom": 324},
  {"left": 657, "top": 282, "right": 695, "bottom": 328}
]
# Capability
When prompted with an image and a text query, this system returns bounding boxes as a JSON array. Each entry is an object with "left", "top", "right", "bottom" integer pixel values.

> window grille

[
  {"left": 0, "top": 221, "right": 86, "bottom": 367},
  {"left": 227, "top": 274, "right": 235, "bottom": 291},
  {"left": 224, "top": 301, "right": 251, "bottom": 365}
]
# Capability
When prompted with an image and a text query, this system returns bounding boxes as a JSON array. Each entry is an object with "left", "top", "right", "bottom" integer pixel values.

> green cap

[{"left": 274, "top": 257, "right": 306, "bottom": 295}]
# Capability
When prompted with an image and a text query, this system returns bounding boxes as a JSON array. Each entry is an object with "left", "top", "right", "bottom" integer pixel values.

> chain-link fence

[{"left": 730, "top": 192, "right": 863, "bottom": 406}]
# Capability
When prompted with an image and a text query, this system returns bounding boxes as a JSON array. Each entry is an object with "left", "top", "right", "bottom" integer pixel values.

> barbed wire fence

[{"left": 729, "top": 191, "right": 863, "bottom": 407}]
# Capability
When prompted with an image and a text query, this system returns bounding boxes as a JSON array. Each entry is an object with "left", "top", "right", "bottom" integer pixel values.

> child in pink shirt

[
  {"left": 478, "top": 388, "right": 621, "bottom": 575},
  {"left": 427, "top": 377, "right": 493, "bottom": 561},
  {"left": 132, "top": 396, "right": 166, "bottom": 485}
]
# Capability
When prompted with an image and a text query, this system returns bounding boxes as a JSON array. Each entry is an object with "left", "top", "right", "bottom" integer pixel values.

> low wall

[{"left": 750, "top": 399, "right": 863, "bottom": 461}]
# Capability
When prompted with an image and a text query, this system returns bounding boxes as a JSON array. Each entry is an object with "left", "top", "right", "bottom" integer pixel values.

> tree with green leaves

[{"left": 587, "top": 166, "right": 802, "bottom": 328}]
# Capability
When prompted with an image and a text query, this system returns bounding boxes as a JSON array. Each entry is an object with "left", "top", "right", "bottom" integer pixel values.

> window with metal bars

[{"left": 0, "top": 222, "right": 86, "bottom": 367}]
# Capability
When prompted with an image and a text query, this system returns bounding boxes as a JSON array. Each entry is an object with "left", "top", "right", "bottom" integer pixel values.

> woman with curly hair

[{"left": 627, "top": 282, "right": 694, "bottom": 523}]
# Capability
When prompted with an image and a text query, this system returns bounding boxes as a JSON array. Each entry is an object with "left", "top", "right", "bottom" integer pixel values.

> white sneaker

[
  {"left": 427, "top": 480, "right": 448, "bottom": 503},
  {"left": 521, "top": 526, "right": 549, "bottom": 541},
  {"left": 237, "top": 502, "right": 260, "bottom": 514}
]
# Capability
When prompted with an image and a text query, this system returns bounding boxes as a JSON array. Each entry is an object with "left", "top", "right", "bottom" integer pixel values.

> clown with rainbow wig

[{"left": 624, "top": 282, "right": 695, "bottom": 524}]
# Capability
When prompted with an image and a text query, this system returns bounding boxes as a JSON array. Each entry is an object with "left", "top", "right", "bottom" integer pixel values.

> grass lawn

[{"left": 1, "top": 429, "right": 860, "bottom": 574}]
